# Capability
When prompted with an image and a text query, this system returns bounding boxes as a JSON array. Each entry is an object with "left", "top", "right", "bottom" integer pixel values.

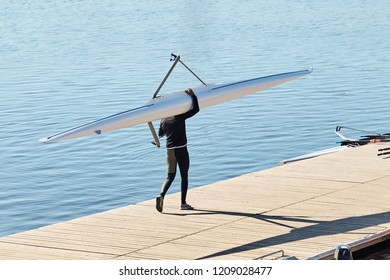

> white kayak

[{"left": 40, "top": 69, "right": 312, "bottom": 143}]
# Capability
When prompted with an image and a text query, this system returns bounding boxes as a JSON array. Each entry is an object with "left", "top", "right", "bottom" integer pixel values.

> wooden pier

[{"left": 0, "top": 143, "right": 389, "bottom": 260}]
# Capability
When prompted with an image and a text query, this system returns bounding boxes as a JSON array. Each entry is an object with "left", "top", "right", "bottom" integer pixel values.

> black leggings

[{"left": 160, "top": 147, "right": 190, "bottom": 204}]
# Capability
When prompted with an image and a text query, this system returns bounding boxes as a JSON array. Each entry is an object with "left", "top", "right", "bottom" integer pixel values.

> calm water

[{"left": 1, "top": 0, "right": 389, "bottom": 237}]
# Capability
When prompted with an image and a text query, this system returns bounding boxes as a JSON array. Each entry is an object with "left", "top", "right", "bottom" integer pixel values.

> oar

[
  {"left": 378, "top": 152, "right": 390, "bottom": 156},
  {"left": 377, "top": 146, "right": 390, "bottom": 156},
  {"left": 340, "top": 138, "right": 389, "bottom": 146},
  {"left": 336, "top": 126, "right": 390, "bottom": 147}
]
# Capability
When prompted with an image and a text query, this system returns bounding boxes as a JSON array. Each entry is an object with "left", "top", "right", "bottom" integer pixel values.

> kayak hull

[{"left": 40, "top": 69, "right": 312, "bottom": 143}]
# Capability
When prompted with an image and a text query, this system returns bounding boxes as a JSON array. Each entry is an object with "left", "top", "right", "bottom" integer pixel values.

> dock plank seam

[
  {"left": 253, "top": 173, "right": 363, "bottom": 184},
  {"left": 0, "top": 240, "right": 118, "bottom": 257}
]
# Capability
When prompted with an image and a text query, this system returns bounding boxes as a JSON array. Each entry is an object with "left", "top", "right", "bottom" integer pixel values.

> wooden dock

[{"left": 0, "top": 143, "right": 389, "bottom": 260}]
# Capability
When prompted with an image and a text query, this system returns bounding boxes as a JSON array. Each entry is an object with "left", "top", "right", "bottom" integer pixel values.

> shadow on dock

[{"left": 166, "top": 210, "right": 390, "bottom": 259}]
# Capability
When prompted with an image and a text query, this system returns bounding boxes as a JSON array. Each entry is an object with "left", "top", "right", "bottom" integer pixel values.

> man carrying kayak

[{"left": 156, "top": 88, "right": 200, "bottom": 212}]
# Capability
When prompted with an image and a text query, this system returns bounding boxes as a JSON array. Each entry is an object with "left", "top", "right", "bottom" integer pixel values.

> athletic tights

[{"left": 160, "top": 146, "right": 190, "bottom": 204}]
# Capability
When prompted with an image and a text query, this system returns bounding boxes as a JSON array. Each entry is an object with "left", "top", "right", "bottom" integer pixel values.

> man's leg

[
  {"left": 156, "top": 149, "right": 176, "bottom": 212},
  {"left": 174, "top": 147, "right": 190, "bottom": 205},
  {"left": 160, "top": 149, "right": 177, "bottom": 197}
]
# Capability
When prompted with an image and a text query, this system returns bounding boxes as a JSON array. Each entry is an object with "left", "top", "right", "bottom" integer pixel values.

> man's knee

[{"left": 167, "top": 172, "right": 176, "bottom": 181}]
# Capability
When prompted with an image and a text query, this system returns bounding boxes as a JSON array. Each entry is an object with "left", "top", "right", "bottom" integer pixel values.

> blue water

[{"left": 1, "top": 0, "right": 389, "bottom": 237}]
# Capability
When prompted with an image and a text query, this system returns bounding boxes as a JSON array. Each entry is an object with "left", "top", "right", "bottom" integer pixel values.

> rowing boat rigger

[{"left": 40, "top": 54, "right": 312, "bottom": 144}]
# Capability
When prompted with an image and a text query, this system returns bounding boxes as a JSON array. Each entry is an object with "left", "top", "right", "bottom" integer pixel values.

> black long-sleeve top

[{"left": 158, "top": 94, "right": 199, "bottom": 149}]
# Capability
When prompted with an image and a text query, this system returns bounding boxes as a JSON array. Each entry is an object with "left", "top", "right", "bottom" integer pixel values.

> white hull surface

[
  {"left": 279, "top": 146, "right": 349, "bottom": 165},
  {"left": 40, "top": 69, "right": 311, "bottom": 143}
]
